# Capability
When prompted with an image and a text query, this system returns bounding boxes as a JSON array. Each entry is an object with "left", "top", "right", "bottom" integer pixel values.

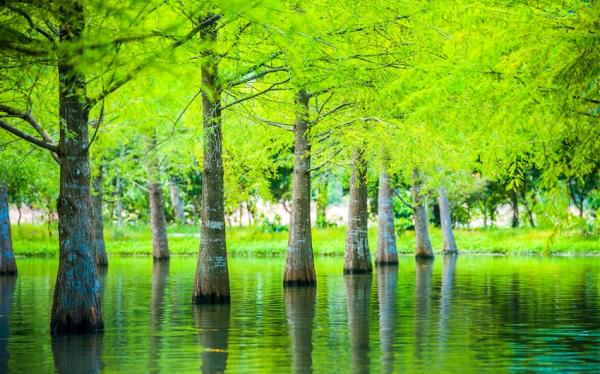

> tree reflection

[
  {"left": 0, "top": 275, "right": 16, "bottom": 373},
  {"left": 414, "top": 258, "right": 433, "bottom": 362},
  {"left": 149, "top": 260, "right": 169, "bottom": 372},
  {"left": 285, "top": 286, "right": 316, "bottom": 374},
  {"left": 377, "top": 265, "right": 398, "bottom": 374},
  {"left": 194, "top": 303, "right": 230, "bottom": 374},
  {"left": 52, "top": 334, "right": 103, "bottom": 373},
  {"left": 439, "top": 255, "right": 457, "bottom": 346},
  {"left": 345, "top": 274, "right": 372, "bottom": 374}
]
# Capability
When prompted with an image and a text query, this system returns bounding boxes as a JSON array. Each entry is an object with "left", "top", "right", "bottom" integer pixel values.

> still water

[{"left": 1, "top": 256, "right": 599, "bottom": 373}]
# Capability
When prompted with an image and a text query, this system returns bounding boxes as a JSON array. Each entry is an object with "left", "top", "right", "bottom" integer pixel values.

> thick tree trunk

[
  {"left": 510, "top": 190, "right": 519, "bottom": 228},
  {"left": 438, "top": 187, "right": 458, "bottom": 255},
  {"left": 412, "top": 170, "right": 434, "bottom": 259},
  {"left": 51, "top": 4, "right": 103, "bottom": 334},
  {"left": 376, "top": 171, "right": 398, "bottom": 265},
  {"left": 344, "top": 149, "right": 372, "bottom": 274},
  {"left": 285, "top": 286, "right": 316, "bottom": 374},
  {"left": 147, "top": 135, "right": 170, "bottom": 261},
  {"left": 169, "top": 179, "right": 185, "bottom": 224},
  {"left": 194, "top": 304, "right": 230, "bottom": 373},
  {"left": 0, "top": 185, "right": 17, "bottom": 275},
  {"left": 193, "top": 14, "right": 230, "bottom": 303},
  {"left": 284, "top": 90, "right": 316, "bottom": 286},
  {"left": 92, "top": 172, "right": 108, "bottom": 267},
  {"left": 377, "top": 265, "right": 397, "bottom": 374},
  {"left": 345, "top": 274, "right": 371, "bottom": 374},
  {"left": 0, "top": 275, "right": 16, "bottom": 373}
]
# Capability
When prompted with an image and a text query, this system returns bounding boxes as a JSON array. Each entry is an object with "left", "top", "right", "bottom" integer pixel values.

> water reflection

[
  {"left": 0, "top": 276, "right": 16, "bottom": 373},
  {"left": 414, "top": 258, "right": 433, "bottom": 362},
  {"left": 377, "top": 266, "right": 398, "bottom": 374},
  {"left": 150, "top": 261, "right": 169, "bottom": 372},
  {"left": 345, "top": 274, "right": 371, "bottom": 374},
  {"left": 51, "top": 334, "right": 104, "bottom": 373},
  {"left": 285, "top": 287, "right": 316, "bottom": 374},
  {"left": 439, "top": 255, "right": 457, "bottom": 346},
  {"left": 194, "top": 304, "right": 230, "bottom": 374}
]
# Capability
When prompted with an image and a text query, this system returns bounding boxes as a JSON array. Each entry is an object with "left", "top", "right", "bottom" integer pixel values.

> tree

[
  {"left": 0, "top": 185, "right": 16, "bottom": 275},
  {"left": 412, "top": 170, "right": 434, "bottom": 259},
  {"left": 438, "top": 187, "right": 458, "bottom": 254},
  {"left": 376, "top": 168, "right": 398, "bottom": 265}
]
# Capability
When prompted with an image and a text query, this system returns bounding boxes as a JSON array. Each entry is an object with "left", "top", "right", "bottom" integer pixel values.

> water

[{"left": 1, "top": 256, "right": 599, "bottom": 373}]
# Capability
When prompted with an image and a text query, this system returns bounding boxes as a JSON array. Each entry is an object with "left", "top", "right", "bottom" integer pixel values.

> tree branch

[
  {"left": 0, "top": 119, "right": 59, "bottom": 154},
  {"left": 393, "top": 189, "right": 415, "bottom": 211},
  {"left": 221, "top": 78, "right": 290, "bottom": 111}
]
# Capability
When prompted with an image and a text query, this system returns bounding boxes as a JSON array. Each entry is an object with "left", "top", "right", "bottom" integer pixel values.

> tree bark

[
  {"left": 193, "top": 14, "right": 230, "bottom": 303},
  {"left": 344, "top": 149, "right": 372, "bottom": 274},
  {"left": 376, "top": 171, "right": 398, "bottom": 265},
  {"left": 51, "top": 3, "right": 103, "bottom": 334},
  {"left": 438, "top": 187, "right": 458, "bottom": 255},
  {"left": 377, "top": 265, "right": 397, "bottom": 374},
  {"left": 0, "top": 185, "right": 17, "bottom": 275},
  {"left": 194, "top": 304, "right": 230, "bottom": 373},
  {"left": 284, "top": 90, "right": 316, "bottom": 286},
  {"left": 92, "top": 172, "right": 108, "bottom": 267},
  {"left": 412, "top": 169, "right": 434, "bottom": 259},
  {"left": 345, "top": 274, "right": 371, "bottom": 374},
  {"left": 147, "top": 135, "right": 170, "bottom": 261},
  {"left": 169, "top": 179, "right": 185, "bottom": 224},
  {"left": 285, "top": 286, "right": 316, "bottom": 374}
]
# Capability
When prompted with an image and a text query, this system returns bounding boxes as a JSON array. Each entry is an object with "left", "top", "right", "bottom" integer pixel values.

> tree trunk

[
  {"left": 316, "top": 180, "right": 328, "bottom": 228},
  {"left": 510, "top": 190, "right": 519, "bottom": 228},
  {"left": 438, "top": 187, "right": 458, "bottom": 255},
  {"left": 194, "top": 304, "right": 230, "bottom": 373},
  {"left": 193, "top": 14, "right": 230, "bottom": 303},
  {"left": 285, "top": 286, "right": 316, "bottom": 374},
  {"left": 0, "top": 185, "right": 17, "bottom": 275},
  {"left": 92, "top": 172, "right": 108, "bottom": 267},
  {"left": 169, "top": 179, "right": 185, "bottom": 224},
  {"left": 284, "top": 90, "right": 316, "bottom": 286},
  {"left": 345, "top": 274, "right": 371, "bottom": 374},
  {"left": 412, "top": 170, "right": 434, "bottom": 259},
  {"left": 376, "top": 171, "right": 398, "bottom": 265},
  {"left": 344, "top": 149, "right": 372, "bottom": 274},
  {"left": 377, "top": 265, "right": 397, "bottom": 373},
  {"left": 51, "top": 4, "right": 103, "bottom": 334},
  {"left": 147, "top": 135, "right": 170, "bottom": 261}
]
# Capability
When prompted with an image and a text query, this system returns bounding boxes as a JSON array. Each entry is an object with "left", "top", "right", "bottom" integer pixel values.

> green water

[{"left": 1, "top": 256, "right": 599, "bottom": 373}]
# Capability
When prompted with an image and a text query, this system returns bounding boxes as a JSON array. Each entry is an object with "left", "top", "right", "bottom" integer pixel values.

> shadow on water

[
  {"left": 0, "top": 276, "right": 16, "bottom": 373},
  {"left": 51, "top": 334, "right": 103, "bottom": 373},
  {"left": 439, "top": 255, "right": 457, "bottom": 347},
  {"left": 414, "top": 258, "right": 433, "bottom": 363},
  {"left": 149, "top": 261, "right": 169, "bottom": 373},
  {"left": 377, "top": 265, "right": 398, "bottom": 374},
  {"left": 194, "top": 303, "right": 230, "bottom": 374},
  {"left": 345, "top": 274, "right": 372, "bottom": 374},
  {"left": 285, "top": 286, "right": 316, "bottom": 374}
]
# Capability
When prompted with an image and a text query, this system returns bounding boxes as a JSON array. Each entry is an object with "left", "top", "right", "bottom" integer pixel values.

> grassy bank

[{"left": 10, "top": 223, "right": 600, "bottom": 257}]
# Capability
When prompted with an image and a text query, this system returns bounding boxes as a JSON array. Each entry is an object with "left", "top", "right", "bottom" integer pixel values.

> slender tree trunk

[
  {"left": 438, "top": 187, "right": 458, "bottom": 255},
  {"left": 345, "top": 274, "right": 371, "bottom": 374},
  {"left": 344, "top": 149, "right": 372, "bottom": 274},
  {"left": 193, "top": 14, "right": 230, "bottom": 303},
  {"left": 284, "top": 90, "right": 316, "bottom": 286},
  {"left": 194, "top": 304, "right": 230, "bottom": 373},
  {"left": 92, "top": 171, "right": 108, "bottom": 267},
  {"left": 169, "top": 179, "right": 185, "bottom": 224},
  {"left": 377, "top": 265, "right": 397, "bottom": 374},
  {"left": 0, "top": 275, "right": 16, "bottom": 373},
  {"left": 51, "top": 3, "right": 103, "bottom": 334},
  {"left": 412, "top": 170, "right": 434, "bottom": 259},
  {"left": 316, "top": 180, "right": 328, "bottom": 228},
  {"left": 0, "top": 185, "right": 17, "bottom": 275},
  {"left": 147, "top": 134, "right": 170, "bottom": 261},
  {"left": 376, "top": 170, "right": 398, "bottom": 265},
  {"left": 510, "top": 190, "right": 519, "bottom": 228},
  {"left": 285, "top": 286, "right": 316, "bottom": 374}
]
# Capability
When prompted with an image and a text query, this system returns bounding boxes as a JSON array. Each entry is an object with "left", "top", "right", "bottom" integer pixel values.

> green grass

[{"left": 10, "top": 223, "right": 600, "bottom": 257}]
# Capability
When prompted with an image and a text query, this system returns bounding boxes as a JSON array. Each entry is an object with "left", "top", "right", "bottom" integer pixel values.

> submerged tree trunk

[
  {"left": 147, "top": 135, "right": 170, "bottom": 261},
  {"left": 376, "top": 170, "right": 398, "bottom": 265},
  {"left": 193, "top": 14, "right": 230, "bottom": 303},
  {"left": 438, "top": 187, "right": 457, "bottom": 255},
  {"left": 285, "top": 286, "right": 316, "bottom": 374},
  {"left": 377, "top": 265, "right": 398, "bottom": 374},
  {"left": 92, "top": 172, "right": 108, "bottom": 267},
  {"left": 510, "top": 190, "right": 519, "bottom": 228},
  {"left": 51, "top": 4, "right": 103, "bottom": 334},
  {"left": 344, "top": 149, "right": 372, "bottom": 274},
  {"left": 284, "top": 90, "right": 316, "bottom": 286},
  {"left": 345, "top": 274, "right": 371, "bottom": 374},
  {"left": 169, "top": 179, "right": 185, "bottom": 224},
  {"left": 412, "top": 170, "right": 434, "bottom": 259},
  {"left": 0, "top": 185, "right": 17, "bottom": 275}
]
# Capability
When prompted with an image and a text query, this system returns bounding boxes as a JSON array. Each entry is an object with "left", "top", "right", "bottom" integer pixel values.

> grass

[{"left": 10, "top": 222, "right": 600, "bottom": 257}]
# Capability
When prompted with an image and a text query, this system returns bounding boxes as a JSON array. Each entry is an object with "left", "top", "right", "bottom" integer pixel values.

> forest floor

[{"left": 11, "top": 223, "right": 600, "bottom": 257}]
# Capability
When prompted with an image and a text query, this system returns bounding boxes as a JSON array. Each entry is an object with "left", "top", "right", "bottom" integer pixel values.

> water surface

[{"left": 1, "top": 256, "right": 599, "bottom": 373}]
